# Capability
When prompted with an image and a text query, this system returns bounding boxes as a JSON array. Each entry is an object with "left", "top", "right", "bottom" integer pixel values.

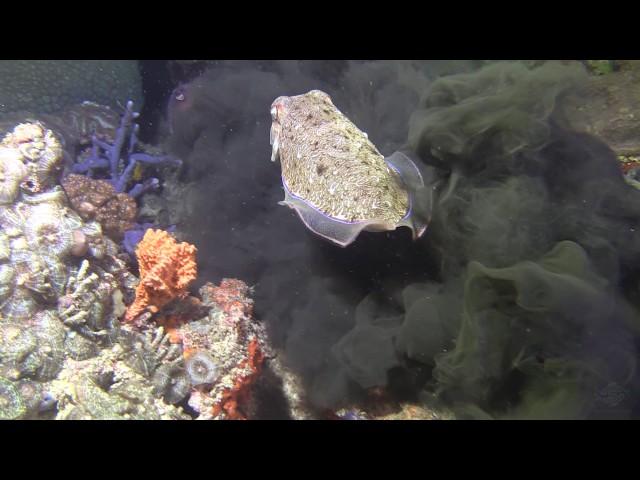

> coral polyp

[{"left": 185, "top": 350, "right": 219, "bottom": 386}]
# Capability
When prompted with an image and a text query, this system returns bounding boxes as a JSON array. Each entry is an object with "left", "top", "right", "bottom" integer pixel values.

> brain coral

[{"left": 0, "top": 61, "right": 143, "bottom": 116}]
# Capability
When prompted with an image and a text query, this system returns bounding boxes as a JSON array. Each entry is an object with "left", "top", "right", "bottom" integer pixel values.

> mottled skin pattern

[{"left": 271, "top": 90, "right": 409, "bottom": 224}]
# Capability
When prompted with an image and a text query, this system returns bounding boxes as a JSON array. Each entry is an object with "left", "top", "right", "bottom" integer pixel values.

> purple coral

[
  {"left": 123, "top": 223, "right": 176, "bottom": 257},
  {"left": 71, "top": 101, "right": 181, "bottom": 198}
]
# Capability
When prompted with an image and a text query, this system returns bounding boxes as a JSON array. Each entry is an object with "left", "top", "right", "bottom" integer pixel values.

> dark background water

[{"left": 134, "top": 60, "right": 640, "bottom": 417}]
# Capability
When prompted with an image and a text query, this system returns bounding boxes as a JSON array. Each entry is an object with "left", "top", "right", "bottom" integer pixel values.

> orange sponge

[{"left": 124, "top": 229, "right": 197, "bottom": 323}]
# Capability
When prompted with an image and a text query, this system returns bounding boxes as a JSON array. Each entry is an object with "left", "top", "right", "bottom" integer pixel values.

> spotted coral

[
  {"left": 61, "top": 173, "right": 137, "bottom": 241},
  {"left": 124, "top": 229, "right": 197, "bottom": 324}
]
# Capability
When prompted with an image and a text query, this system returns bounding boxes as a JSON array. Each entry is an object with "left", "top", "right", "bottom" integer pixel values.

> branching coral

[
  {"left": 70, "top": 101, "right": 181, "bottom": 198},
  {"left": 123, "top": 229, "right": 197, "bottom": 324}
]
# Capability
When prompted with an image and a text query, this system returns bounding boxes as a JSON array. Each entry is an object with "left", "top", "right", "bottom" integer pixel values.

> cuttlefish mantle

[{"left": 270, "top": 89, "right": 432, "bottom": 247}]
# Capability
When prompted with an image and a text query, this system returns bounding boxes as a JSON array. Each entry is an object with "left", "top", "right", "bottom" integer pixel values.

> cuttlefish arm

[{"left": 270, "top": 106, "right": 281, "bottom": 162}]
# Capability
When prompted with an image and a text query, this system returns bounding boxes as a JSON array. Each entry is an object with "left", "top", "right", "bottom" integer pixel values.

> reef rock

[{"left": 162, "top": 279, "right": 269, "bottom": 419}]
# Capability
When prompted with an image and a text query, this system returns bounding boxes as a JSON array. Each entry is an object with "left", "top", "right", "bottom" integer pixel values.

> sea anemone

[{"left": 185, "top": 351, "right": 219, "bottom": 386}]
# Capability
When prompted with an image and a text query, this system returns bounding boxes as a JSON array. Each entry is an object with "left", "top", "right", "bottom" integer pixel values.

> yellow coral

[{"left": 124, "top": 229, "right": 197, "bottom": 324}]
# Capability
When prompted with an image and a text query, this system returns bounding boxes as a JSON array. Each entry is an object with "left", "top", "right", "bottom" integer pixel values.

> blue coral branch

[
  {"left": 70, "top": 100, "right": 180, "bottom": 194},
  {"left": 123, "top": 223, "right": 177, "bottom": 257}
]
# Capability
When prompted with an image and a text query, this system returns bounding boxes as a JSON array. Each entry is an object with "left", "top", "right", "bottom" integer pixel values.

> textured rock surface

[
  {"left": 562, "top": 60, "right": 640, "bottom": 157},
  {"left": 49, "top": 339, "right": 190, "bottom": 420},
  {"left": 0, "top": 61, "right": 142, "bottom": 116},
  {"left": 61, "top": 174, "right": 137, "bottom": 242}
]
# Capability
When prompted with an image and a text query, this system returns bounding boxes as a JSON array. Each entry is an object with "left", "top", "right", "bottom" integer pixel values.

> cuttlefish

[{"left": 270, "top": 89, "right": 431, "bottom": 247}]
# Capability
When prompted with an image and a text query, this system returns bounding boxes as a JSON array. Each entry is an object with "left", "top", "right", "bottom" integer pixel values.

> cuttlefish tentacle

[{"left": 270, "top": 122, "right": 281, "bottom": 163}]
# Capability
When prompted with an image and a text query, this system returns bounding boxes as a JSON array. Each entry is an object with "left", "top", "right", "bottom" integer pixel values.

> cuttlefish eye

[{"left": 173, "top": 85, "right": 186, "bottom": 102}]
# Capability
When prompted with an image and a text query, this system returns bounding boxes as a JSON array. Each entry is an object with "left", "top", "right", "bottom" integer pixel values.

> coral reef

[
  {"left": 71, "top": 100, "right": 181, "bottom": 198},
  {"left": 124, "top": 229, "right": 197, "bottom": 324},
  {"left": 61, "top": 174, "right": 137, "bottom": 242},
  {"left": 0, "top": 122, "right": 141, "bottom": 419},
  {"left": 0, "top": 124, "right": 114, "bottom": 320},
  {"left": 0, "top": 61, "right": 142, "bottom": 116},
  {"left": 0, "top": 122, "right": 63, "bottom": 198},
  {"left": 118, "top": 325, "right": 182, "bottom": 377},
  {"left": 0, "top": 376, "right": 25, "bottom": 419},
  {"left": 0, "top": 116, "right": 281, "bottom": 420},
  {"left": 48, "top": 338, "right": 190, "bottom": 419},
  {"left": 0, "top": 311, "right": 66, "bottom": 382},
  {"left": 163, "top": 279, "right": 269, "bottom": 419}
]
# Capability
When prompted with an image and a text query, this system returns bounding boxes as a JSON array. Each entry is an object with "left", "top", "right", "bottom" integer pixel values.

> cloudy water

[{"left": 0, "top": 60, "right": 637, "bottom": 419}]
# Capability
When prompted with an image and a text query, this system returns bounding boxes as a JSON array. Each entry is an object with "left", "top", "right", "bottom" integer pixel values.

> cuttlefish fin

[
  {"left": 384, "top": 151, "right": 436, "bottom": 240},
  {"left": 280, "top": 182, "right": 394, "bottom": 247}
]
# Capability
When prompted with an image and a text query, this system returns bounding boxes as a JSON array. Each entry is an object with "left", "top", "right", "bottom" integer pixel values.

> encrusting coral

[
  {"left": 124, "top": 229, "right": 197, "bottom": 324},
  {"left": 48, "top": 337, "right": 190, "bottom": 420},
  {"left": 174, "top": 279, "right": 268, "bottom": 419},
  {"left": 0, "top": 123, "right": 117, "bottom": 322},
  {"left": 0, "top": 123, "right": 140, "bottom": 417},
  {"left": 61, "top": 173, "right": 137, "bottom": 242}
]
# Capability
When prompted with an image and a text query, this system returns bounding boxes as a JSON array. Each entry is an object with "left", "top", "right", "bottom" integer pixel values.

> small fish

[{"left": 270, "top": 89, "right": 431, "bottom": 247}]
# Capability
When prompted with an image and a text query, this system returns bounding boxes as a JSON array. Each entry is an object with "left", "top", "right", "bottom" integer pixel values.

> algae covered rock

[
  {"left": 562, "top": 60, "right": 640, "bottom": 158},
  {"left": 433, "top": 241, "right": 639, "bottom": 419}
]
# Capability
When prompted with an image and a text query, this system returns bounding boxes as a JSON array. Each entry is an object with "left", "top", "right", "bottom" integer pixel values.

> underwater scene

[{"left": 0, "top": 59, "right": 638, "bottom": 420}]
